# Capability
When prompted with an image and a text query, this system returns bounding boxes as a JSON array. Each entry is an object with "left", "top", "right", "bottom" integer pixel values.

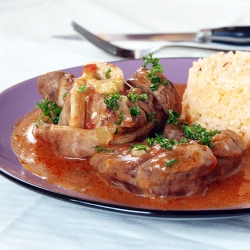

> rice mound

[{"left": 182, "top": 51, "right": 250, "bottom": 146}]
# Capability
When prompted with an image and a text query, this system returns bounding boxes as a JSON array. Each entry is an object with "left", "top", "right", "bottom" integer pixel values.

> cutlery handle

[{"left": 203, "top": 27, "right": 250, "bottom": 45}]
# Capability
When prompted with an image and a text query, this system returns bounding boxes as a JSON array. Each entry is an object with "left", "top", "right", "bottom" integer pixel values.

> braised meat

[
  {"left": 208, "top": 129, "right": 247, "bottom": 182},
  {"left": 34, "top": 60, "right": 247, "bottom": 199},
  {"left": 90, "top": 143, "right": 217, "bottom": 197},
  {"left": 37, "top": 71, "right": 75, "bottom": 108},
  {"left": 34, "top": 65, "right": 157, "bottom": 157},
  {"left": 34, "top": 123, "right": 100, "bottom": 159},
  {"left": 163, "top": 123, "right": 185, "bottom": 140},
  {"left": 127, "top": 67, "right": 182, "bottom": 115},
  {"left": 163, "top": 123, "right": 247, "bottom": 182}
]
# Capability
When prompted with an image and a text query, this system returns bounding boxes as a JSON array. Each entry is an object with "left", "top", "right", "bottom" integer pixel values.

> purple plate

[{"left": 1, "top": 57, "right": 250, "bottom": 219}]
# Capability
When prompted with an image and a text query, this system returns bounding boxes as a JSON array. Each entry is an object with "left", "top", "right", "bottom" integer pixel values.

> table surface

[{"left": 1, "top": 0, "right": 250, "bottom": 249}]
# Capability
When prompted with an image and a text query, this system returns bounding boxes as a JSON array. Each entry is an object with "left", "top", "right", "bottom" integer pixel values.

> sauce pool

[{"left": 11, "top": 84, "right": 250, "bottom": 210}]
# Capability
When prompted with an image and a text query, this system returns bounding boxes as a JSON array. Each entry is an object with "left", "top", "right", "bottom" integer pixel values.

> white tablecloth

[{"left": 1, "top": 1, "right": 250, "bottom": 249}]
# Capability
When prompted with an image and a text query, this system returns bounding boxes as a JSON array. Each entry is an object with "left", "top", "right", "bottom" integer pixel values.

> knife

[{"left": 53, "top": 26, "right": 250, "bottom": 45}]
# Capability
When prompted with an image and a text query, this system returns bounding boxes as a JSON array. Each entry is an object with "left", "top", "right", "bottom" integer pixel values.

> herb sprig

[
  {"left": 181, "top": 124, "right": 220, "bottom": 148},
  {"left": 35, "top": 99, "right": 62, "bottom": 127},
  {"left": 130, "top": 144, "right": 148, "bottom": 152},
  {"left": 129, "top": 106, "right": 141, "bottom": 116},
  {"left": 166, "top": 109, "right": 181, "bottom": 125},
  {"left": 78, "top": 84, "right": 88, "bottom": 92},
  {"left": 142, "top": 53, "right": 168, "bottom": 90},
  {"left": 105, "top": 68, "right": 111, "bottom": 79},
  {"left": 127, "top": 92, "right": 148, "bottom": 102},
  {"left": 114, "top": 111, "right": 124, "bottom": 125},
  {"left": 166, "top": 158, "right": 178, "bottom": 168},
  {"left": 94, "top": 146, "right": 107, "bottom": 153},
  {"left": 146, "top": 134, "right": 188, "bottom": 150},
  {"left": 104, "top": 92, "right": 121, "bottom": 110},
  {"left": 62, "top": 92, "right": 68, "bottom": 100},
  {"left": 94, "top": 146, "right": 114, "bottom": 153},
  {"left": 146, "top": 134, "right": 175, "bottom": 150},
  {"left": 146, "top": 111, "right": 155, "bottom": 122}
]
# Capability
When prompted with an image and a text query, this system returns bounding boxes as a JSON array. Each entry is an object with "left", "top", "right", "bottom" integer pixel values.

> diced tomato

[
  {"left": 85, "top": 121, "right": 95, "bottom": 130},
  {"left": 82, "top": 64, "right": 97, "bottom": 74},
  {"left": 210, "top": 157, "right": 217, "bottom": 171}
]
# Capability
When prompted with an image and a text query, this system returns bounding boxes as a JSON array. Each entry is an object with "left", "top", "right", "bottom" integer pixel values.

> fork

[{"left": 71, "top": 21, "right": 233, "bottom": 59}]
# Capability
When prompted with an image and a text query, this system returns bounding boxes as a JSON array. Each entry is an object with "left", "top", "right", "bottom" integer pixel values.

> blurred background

[{"left": 1, "top": 0, "right": 250, "bottom": 92}]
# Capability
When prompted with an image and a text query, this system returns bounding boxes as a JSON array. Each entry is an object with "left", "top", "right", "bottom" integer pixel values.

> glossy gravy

[{"left": 11, "top": 84, "right": 250, "bottom": 210}]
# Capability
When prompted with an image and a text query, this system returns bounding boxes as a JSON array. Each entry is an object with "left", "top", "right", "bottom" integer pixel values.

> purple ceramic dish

[{"left": 1, "top": 57, "right": 250, "bottom": 220}]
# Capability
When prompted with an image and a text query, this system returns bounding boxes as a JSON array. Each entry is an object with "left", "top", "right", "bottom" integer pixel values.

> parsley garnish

[
  {"left": 139, "top": 93, "right": 148, "bottom": 101},
  {"left": 167, "top": 109, "right": 181, "bottom": 125},
  {"left": 78, "top": 84, "right": 88, "bottom": 92},
  {"left": 142, "top": 53, "right": 169, "bottom": 90},
  {"left": 181, "top": 124, "right": 220, "bottom": 148},
  {"left": 94, "top": 146, "right": 106, "bottom": 153},
  {"left": 114, "top": 127, "right": 119, "bottom": 134},
  {"left": 130, "top": 144, "right": 148, "bottom": 152},
  {"left": 129, "top": 106, "right": 141, "bottom": 116},
  {"left": 63, "top": 92, "right": 68, "bottom": 100},
  {"left": 104, "top": 92, "right": 121, "bottom": 110},
  {"left": 35, "top": 99, "right": 62, "bottom": 127},
  {"left": 146, "top": 111, "right": 155, "bottom": 122},
  {"left": 128, "top": 92, "right": 138, "bottom": 102},
  {"left": 166, "top": 158, "right": 178, "bottom": 168},
  {"left": 146, "top": 133, "right": 188, "bottom": 150},
  {"left": 180, "top": 138, "right": 188, "bottom": 144},
  {"left": 127, "top": 92, "right": 148, "bottom": 102},
  {"left": 114, "top": 111, "right": 124, "bottom": 125},
  {"left": 146, "top": 134, "right": 173, "bottom": 150},
  {"left": 105, "top": 68, "right": 111, "bottom": 79},
  {"left": 145, "top": 137, "right": 155, "bottom": 146}
]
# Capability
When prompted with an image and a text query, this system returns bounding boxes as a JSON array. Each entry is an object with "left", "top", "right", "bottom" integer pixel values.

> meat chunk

[
  {"left": 127, "top": 67, "right": 182, "bottom": 114},
  {"left": 90, "top": 143, "right": 217, "bottom": 198},
  {"left": 162, "top": 124, "right": 247, "bottom": 182},
  {"left": 37, "top": 71, "right": 75, "bottom": 108},
  {"left": 59, "top": 82, "right": 155, "bottom": 144},
  {"left": 208, "top": 129, "right": 247, "bottom": 182},
  {"left": 163, "top": 123, "right": 185, "bottom": 140},
  {"left": 33, "top": 123, "right": 100, "bottom": 159}
]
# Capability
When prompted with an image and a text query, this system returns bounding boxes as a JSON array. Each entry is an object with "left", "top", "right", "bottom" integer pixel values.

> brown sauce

[{"left": 11, "top": 84, "right": 250, "bottom": 210}]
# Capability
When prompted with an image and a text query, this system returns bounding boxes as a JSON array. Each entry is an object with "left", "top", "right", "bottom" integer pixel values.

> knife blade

[{"left": 53, "top": 26, "right": 250, "bottom": 45}]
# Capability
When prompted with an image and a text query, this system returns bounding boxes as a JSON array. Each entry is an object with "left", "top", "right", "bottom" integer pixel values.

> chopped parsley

[
  {"left": 62, "top": 92, "right": 68, "bottom": 100},
  {"left": 105, "top": 68, "right": 111, "bottom": 79},
  {"left": 104, "top": 92, "right": 121, "bottom": 110},
  {"left": 142, "top": 53, "right": 169, "bottom": 90},
  {"left": 78, "top": 84, "right": 88, "bottom": 92},
  {"left": 181, "top": 124, "right": 220, "bottom": 148},
  {"left": 145, "top": 137, "right": 155, "bottom": 146},
  {"left": 114, "top": 111, "right": 124, "bottom": 125},
  {"left": 166, "top": 109, "right": 181, "bottom": 125},
  {"left": 180, "top": 138, "right": 188, "bottom": 144},
  {"left": 127, "top": 92, "right": 138, "bottom": 102},
  {"left": 140, "top": 93, "right": 148, "bottom": 101},
  {"left": 127, "top": 92, "right": 148, "bottom": 102},
  {"left": 129, "top": 106, "right": 141, "bottom": 116},
  {"left": 146, "top": 133, "right": 188, "bottom": 150},
  {"left": 94, "top": 146, "right": 106, "bottom": 153},
  {"left": 114, "top": 127, "right": 119, "bottom": 134},
  {"left": 146, "top": 124, "right": 219, "bottom": 149},
  {"left": 165, "top": 158, "right": 178, "bottom": 168},
  {"left": 130, "top": 144, "right": 148, "bottom": 152},
  {"left": 146, "top": 134, "right": 173, "bottom": 150},
  {"left": 35, "top": 99, "right": 62, "bottom": 127},
  {"left": 146, "top": 111, "right": 155, "bottom": 122}
]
